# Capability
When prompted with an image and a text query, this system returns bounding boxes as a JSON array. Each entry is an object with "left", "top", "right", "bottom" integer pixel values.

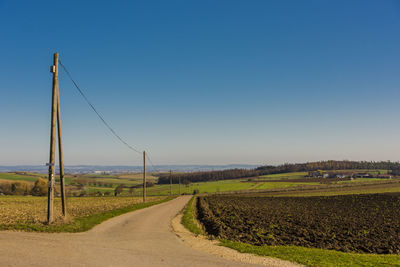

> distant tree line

[
  {"left": 157, "top": 168, "right": 258, "bottom": 184},
  {"left": 0, "top": 178, "right": 48, "bottom": 196},
  {"left": 114, "top": 181, "right": 155, "bottom": 196},
  {"left": 157, "top": 160, "right": 400, "bottom": 184},
  {"left": 256, "top": 160, "right": 400, "bottom": 175},
  {"left": 0, "top": 178, "right": 156, "bottom": 197},
  {"left": 71, "top": 179, "right": 115, "bottom": 188}
]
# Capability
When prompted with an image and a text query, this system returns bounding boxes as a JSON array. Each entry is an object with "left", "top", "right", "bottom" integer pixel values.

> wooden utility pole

[
  {"left": 47, "top": 52, "right": 67, "bottom": 223},
  {"left": 143, "top": 151, "right": 146, "bottom": 203},
  {"left": 47, "top": 53, "right": 59, "bottom": 223},
  {"left": 179, "top": 176, "right": 181, "bottom": 195},
  {"left": 57, "top": 90, "right": 66, "bottom": 217},
  {"left": 169, "top": 170, "right": 172, "bottom": 196}
]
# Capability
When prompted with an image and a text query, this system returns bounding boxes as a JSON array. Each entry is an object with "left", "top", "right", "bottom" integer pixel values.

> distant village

[{"left": 306, "top": 171, "right": 392, "bottom": 179}]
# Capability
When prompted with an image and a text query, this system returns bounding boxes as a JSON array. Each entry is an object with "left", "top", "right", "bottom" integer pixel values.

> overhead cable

[{"left": 59, "top": 60, "right": 142, "bottom": 155}]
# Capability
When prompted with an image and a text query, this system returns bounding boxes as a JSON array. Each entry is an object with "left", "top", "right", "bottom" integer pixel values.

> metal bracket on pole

[{"left": 48, "top": 174, "right": 54, "bottom": 188}]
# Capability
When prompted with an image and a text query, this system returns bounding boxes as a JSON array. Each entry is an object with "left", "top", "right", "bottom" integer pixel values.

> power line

[
  {"left": 145, "top": 151, "right": 162, "bottom": 173},
  {"left": 58, "top": 60, "right": 142, "bottom": 155}
]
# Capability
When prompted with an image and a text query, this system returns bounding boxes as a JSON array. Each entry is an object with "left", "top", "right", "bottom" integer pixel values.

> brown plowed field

[{"left": 197, "top": 193, "right": 400, "bottom": 254}]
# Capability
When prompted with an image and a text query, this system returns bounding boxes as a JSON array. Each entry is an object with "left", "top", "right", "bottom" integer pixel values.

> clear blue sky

[{"left": 1, "top": 0, "right": 400, "bottom": 166}]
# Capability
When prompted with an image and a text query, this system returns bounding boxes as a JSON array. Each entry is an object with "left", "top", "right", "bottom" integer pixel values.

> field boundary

[
  {"left": 0, "top": 197, "right": 174, "bottom": 232},
  {"left": 181, "top": 195, "right": 400, "bottom": 267},
  {"left": 219, "top": 240, "right": 400, "bottom": 267},
  {"left": 171, "top": 197, "right": 302, "bottom": 267},
  {"left": 208, "top": 179, "right": 400, "bottom": 196},
  {"left": 180, "top": 195, "right": 205, "bottom": 235},
  {"left": 174, "top": 196, "right": 301, "bottom": 267}
]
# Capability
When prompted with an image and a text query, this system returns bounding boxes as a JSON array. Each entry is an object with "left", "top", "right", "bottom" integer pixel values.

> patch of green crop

[
  {"left": 255, "top": 181, "right": 320, "bottom": 190},
  {"left": 270, "top": 184, "right": 400, "bottom": 197},
  {"left": 220, "top": 240, "right": 400, "bottom": 267},
  {"left": 181, "top": 196, "right": 202, "bottom": 235},
  {"left": 337, "top": 178, "right": 388, "bottom": 184},
  {"left": 259, "top": 172, "right": 308, "bottom": 180},
  {"left": 0, "top": 173, "right": 41, "bottom": 182}
]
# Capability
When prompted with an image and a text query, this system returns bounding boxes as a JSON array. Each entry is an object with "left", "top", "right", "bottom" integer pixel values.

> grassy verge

[
  {"left": 180, "top": 196, "right": 400, "bottom": 266},
  {"left": 181, "top": 196, "right": 202, "bottom": 235},
  {"left": 220, "top": 240, "right": 400, "bottom": 267},
  {"left": 0, "top": 197, "right": 174, "bottom": 232}
]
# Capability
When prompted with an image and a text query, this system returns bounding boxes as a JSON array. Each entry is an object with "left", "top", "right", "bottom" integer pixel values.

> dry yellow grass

[{"left": 0, "top": 196, "right": 165, "bottom": 225}]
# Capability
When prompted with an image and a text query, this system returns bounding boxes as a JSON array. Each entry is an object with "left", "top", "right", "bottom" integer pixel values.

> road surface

[{"left": 0, "top": 196, "right": 265, "bottom": 266}]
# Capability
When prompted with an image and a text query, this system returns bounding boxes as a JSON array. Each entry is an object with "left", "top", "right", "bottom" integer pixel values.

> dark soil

[{"left": 197, "top": 193, "right": 400, "bottom": 254}]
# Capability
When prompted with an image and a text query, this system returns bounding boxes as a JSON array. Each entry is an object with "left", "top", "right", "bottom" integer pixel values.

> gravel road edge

[{"left": 171, "top": 212, "right": 303, "bottom": 267}]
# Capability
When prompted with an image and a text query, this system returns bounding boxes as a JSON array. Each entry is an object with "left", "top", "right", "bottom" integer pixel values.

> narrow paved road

[{"left": 0, "top": 196, "right": 263, "bottom": 266}]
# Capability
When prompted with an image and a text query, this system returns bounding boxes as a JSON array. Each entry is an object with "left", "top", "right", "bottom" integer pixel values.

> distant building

[
  {"left": 307, "top": 171, "right": 350, "bottom": 179},
  {"left": 355, "top": 173, "right": 370, "bottom": 178},
  {"left": 377, "top": 174, "right": 392, "bottom": 179},
  {"left": 94, "top": 171, "right": 111, "bottom": 175},
  {"left": 308, "top": 171, "right": 322, "bottom": 178}
]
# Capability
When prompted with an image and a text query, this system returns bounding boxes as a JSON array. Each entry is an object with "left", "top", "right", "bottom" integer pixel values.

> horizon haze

[{"left": 1, "top": 1, "right": 400, "bottom": 166}]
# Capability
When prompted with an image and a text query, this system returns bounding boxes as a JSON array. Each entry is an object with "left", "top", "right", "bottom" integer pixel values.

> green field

[
  {"left": 336, "top": 178, "right": 384, "bottom": 184},
  {"left": 1, "top": 170, "right": 399, "bottom": 198},
  {"left": 251, "top": 181, "right": 321, "bottom": 190},
  {"left": 0, "top": 172, "right": 44, "bottom": 182},
  {"left": 118, "top": 179, "right": 258, "bottom": 197},
  {"left": 326, "top": 169, "right": 389, "bottom": 175},
  {"left": 259, "top": 170, "right": 389, "bottom": 180},
  {"left": 264, "top": 182, "right": 400, "bottom": 197},
  {"left": 84, "top": 180, "right": 308, "bottom": 197},
  {"left": 70, "top": 172, "right": 158, "bottom": 185},
  {"left": 140, "top": 179, "right": 324, "bottom": 196},
  {"left": 259, "top": 172, "right": 308, "bottom": 180}
]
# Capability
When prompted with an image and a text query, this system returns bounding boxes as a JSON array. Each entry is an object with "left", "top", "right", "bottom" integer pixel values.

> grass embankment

[
  {"left": 220, "top": 241, "right": 400, "bottom": 267},
  {"left": 0, "top": 196, "right": 173, "bottom": 232},
  {"left": 181, "top": 196, "right": 202, "bottom": 235},
  {"left": 181, "top": 196, "right": 400, "bottom": 267}
]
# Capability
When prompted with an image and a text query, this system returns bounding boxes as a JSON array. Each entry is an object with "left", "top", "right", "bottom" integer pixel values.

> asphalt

[{"left": 0, "top": 196, "right": 264, "bottom": 267}]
